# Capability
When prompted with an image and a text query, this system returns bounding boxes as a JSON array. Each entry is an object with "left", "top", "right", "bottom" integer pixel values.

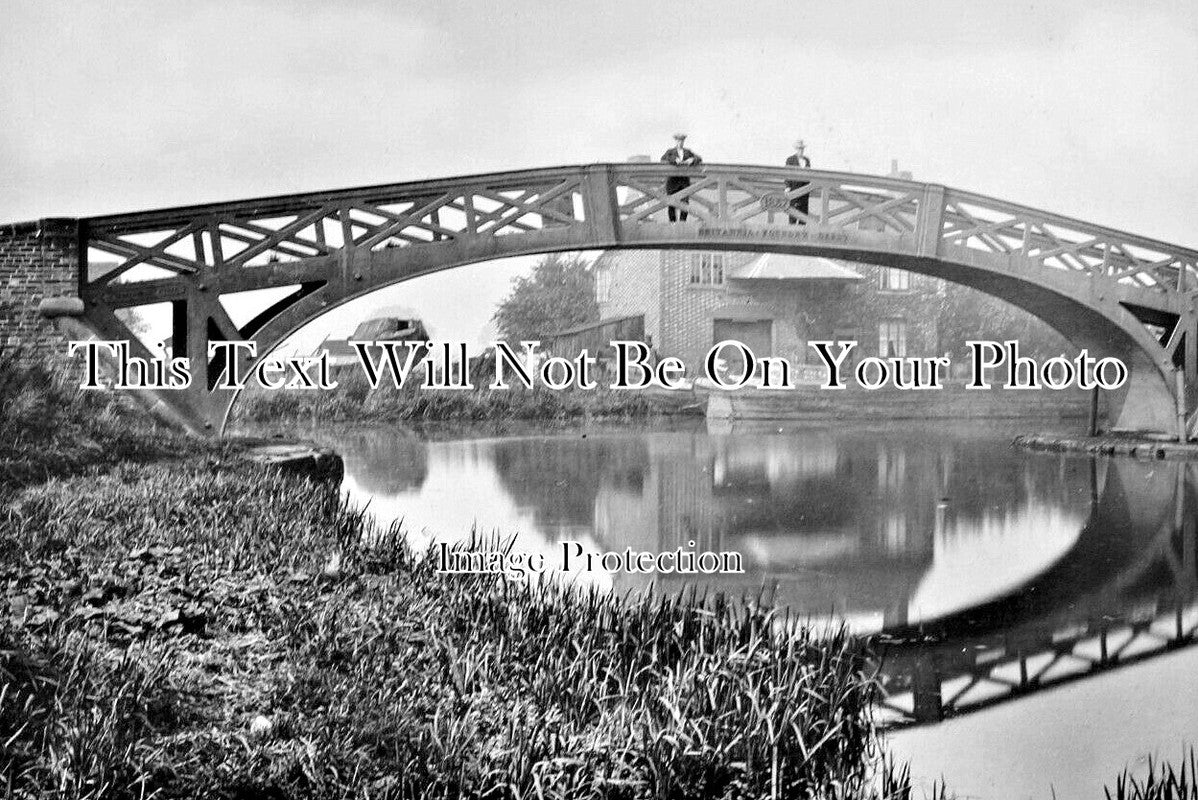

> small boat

[{"left": 316, "top": 308, "right": 431, "bottom": 369}]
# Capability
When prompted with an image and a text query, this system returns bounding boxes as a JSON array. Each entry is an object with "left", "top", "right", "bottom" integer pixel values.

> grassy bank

[
  {"left": 231, "top": 370, "right": 700, "bottom": 426},
  {"left": 3, "top": 463, "right": 884, "bottom": 798}
]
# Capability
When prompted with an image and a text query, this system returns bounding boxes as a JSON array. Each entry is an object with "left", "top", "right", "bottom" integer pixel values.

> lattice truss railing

[
  {"left": 85, "top": 166, "right": 1198, "bottom": 299},
  {"left": 876, "top": 597, "right": 1198, "bottom": 727},
  {"left": 940, "top": 190, "right": 1198, "bottom": 297},
  {"left": 611, "top": 166, "right": 922, "bottom": 235},
  {"left": 85, "top": 173, "right": 588, "bottom": 297}
]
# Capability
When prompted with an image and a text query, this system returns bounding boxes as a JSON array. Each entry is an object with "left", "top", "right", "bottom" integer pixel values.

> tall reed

[{"left": 1106, "top": 751, "right": 1198, "bottom": 800}]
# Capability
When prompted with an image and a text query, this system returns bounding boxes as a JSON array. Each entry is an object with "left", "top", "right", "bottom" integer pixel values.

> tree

[
  {"left": 935, "top": 283, "right": 1070, "bottom": 360},
  {"left": 492, "top": 253, "right": 598, "bottom": 342}
]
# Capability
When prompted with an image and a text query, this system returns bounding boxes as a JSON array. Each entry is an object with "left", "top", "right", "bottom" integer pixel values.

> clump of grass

[
  {"left": 0, "top": 348, "right": 195, "bottom": 490},
  {"left": 1107, "top": 751, "right": 1198, "bottom": 800},
  {"left": 0, "top": 628, "right": 177, "bottom": 798},
  {"left": 870, "top": 755, "right": 955, "bottom": 800}
]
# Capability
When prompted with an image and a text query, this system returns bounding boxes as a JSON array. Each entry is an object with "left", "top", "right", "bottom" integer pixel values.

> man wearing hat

[
  {"left": 785, "top": 139, "right": 812, "bottom": 225},
  {"left": 660, "top": 133, "right": 703, "bottom": 222}
]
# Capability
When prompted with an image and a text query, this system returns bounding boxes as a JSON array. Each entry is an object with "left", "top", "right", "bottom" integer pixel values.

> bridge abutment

[{"left": 1, "top": 218, "right": 80, "bottom": 364}]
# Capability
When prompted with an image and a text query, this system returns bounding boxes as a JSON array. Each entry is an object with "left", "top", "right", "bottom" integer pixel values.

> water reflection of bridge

[{"left": 877, "top": 460, "right": 1198, "bottom": 726}]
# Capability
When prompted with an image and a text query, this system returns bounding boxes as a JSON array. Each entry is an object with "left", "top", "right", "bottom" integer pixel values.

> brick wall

[
  {"left": 0, "top": 218, "right": 80, "bottom": 364},
  {"left": 659, "top": 250, "right": 788, "bottom": 373},
  {"left": 595, "top": 250, "right": 661, "bottom": 345}
]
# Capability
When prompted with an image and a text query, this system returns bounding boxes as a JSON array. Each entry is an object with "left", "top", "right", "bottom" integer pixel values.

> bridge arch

[{"left": 63, "top": 164, "right": 1198, "bottom": 435}]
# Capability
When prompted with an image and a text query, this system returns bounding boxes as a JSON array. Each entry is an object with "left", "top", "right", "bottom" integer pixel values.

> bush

[{"left": 231, "top": 367, "right": 696, "bottom": 427}]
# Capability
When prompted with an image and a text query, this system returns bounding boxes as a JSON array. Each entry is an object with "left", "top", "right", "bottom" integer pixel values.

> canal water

[{"left": 313, "top": 419, "right": 1197, "bottom": 799}]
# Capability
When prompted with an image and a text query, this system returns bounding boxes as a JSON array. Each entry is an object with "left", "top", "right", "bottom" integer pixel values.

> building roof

[{"left": 731, "top": 253, "right": 862, "bottom": 282}]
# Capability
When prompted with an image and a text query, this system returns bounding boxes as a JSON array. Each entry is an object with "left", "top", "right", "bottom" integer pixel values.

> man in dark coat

[
  {"left": 660, "top": 133, "right": 702, "bottom": 222},
  {"left": 785, "top": 139, "right": 812, "bottom": 224}
]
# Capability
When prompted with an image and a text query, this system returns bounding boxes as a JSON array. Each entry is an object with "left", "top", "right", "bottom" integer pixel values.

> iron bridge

[{"left": 60, "top": 163, "right": 1198, "bottom": 435}]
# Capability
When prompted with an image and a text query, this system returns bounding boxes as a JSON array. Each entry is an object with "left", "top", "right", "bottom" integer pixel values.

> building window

[
  {"left": 879, "top": 318, "right": 907, "bottom": 357},
  {"left": 595, "top": 265, "right": 612, "bottom": 303},
  {"left": 689, "top": 253, "right": 725, "bottom": 285},
  {"left": 879, "top": 267, "right": 910, "bottom": 291}
]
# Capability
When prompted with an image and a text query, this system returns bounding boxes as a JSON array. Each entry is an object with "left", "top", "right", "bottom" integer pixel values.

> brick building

[{"left": 591, "top": 249, "right": 944, "bottom": 377}]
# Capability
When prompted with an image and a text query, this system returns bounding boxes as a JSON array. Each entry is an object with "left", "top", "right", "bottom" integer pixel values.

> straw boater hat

[{"left": 673, "top": 132, "right": 687, "bottom": 140}]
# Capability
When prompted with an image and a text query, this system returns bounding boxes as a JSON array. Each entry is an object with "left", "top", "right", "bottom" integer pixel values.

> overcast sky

[{"left": 3, "top": 0, "right": 1196, "bottom": 346}]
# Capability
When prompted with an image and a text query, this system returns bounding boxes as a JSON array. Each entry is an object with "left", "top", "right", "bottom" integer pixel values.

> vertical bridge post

[
  {"left": 916, "top": 184, "right": 946, "bottom": 259},
  {"left": 581, "top": 165, "right": 620, "bottom": 246}
]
